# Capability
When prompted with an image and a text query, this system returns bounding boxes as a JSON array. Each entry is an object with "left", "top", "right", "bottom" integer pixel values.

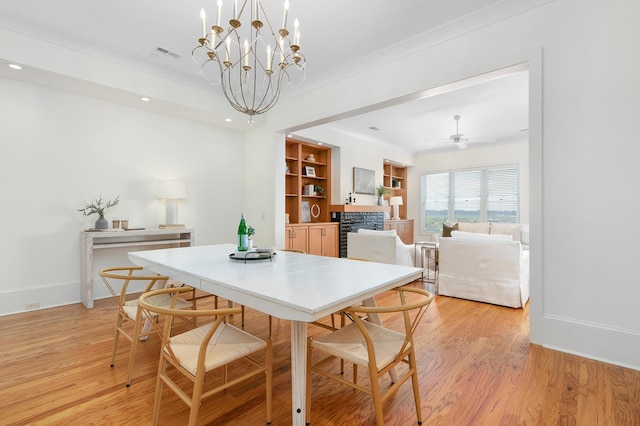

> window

[{"left": 422, "top": 165, "right": 519, "bottom": 232}]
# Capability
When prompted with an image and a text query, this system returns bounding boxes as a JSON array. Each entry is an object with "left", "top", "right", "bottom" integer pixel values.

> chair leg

[
  {"left": 126, "top": 308, "right": 144, "bottom": 387},
  {"left": 409, "top": 351, "right": 423, "bottom": 424},
  {"left": 189, "top": 372, "right": 206, "bottom": 426},
  {"left": 370, "top": 366, "right": 385, "bottom": 426},
  {"left": 226, "top": 299, "right": 245, "bottom": 327},
  {"left": 110, "top": 314, "right": 123, "bottom": 367},
  {"left": 266, "top": 338, "right": 273, "bottom": 424},
  {"left": 153, "top": 358, "right": 166, "bottom": 426}
]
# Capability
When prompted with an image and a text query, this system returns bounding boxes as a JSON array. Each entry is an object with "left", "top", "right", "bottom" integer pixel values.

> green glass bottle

[{"left": 237, "top": 213, "right": 249, "bottom": 251}]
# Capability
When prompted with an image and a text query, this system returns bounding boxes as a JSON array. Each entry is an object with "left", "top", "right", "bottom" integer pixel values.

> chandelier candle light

[{"left": 193, "top": 0, "right": 306, "bottom": 123}]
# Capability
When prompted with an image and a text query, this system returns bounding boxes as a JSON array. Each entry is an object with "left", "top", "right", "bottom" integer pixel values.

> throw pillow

[{"left": 442, "top": 222, "right": 458, "bottom": 237}]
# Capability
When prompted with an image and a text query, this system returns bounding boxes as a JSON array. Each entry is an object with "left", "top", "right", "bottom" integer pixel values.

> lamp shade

[
  {"left": 389, "top": 196, "right": 403, "bottom": 206},
  {"left": 157, "top": 180, "right": 186, "bottom": 199}
]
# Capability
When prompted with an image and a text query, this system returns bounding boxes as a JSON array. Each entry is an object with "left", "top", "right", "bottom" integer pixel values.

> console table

[{"left": 80, "top": 228, "right": 195, "bottom": 308}]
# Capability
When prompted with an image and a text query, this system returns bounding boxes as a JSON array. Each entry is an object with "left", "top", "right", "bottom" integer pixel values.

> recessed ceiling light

[
  {"left": 140, "top": 97, "right": 150, "bottom": 102},
  {"left": 317, "top": 142, "right": 323, "bottom": 145},
  {"left": 8, "top": 64, "right": 22, "bottom": 70},
  {"left": 225, "top": 118, "right": 232, "bottom": 122}
]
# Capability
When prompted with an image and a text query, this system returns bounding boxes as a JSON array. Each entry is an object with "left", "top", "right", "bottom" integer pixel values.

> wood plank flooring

[{"left": 1, "top": 286, "right": 639, "bottom": 425}]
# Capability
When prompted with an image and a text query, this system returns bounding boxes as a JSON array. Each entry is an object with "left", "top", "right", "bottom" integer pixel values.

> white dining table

[{"left": 129, "top": 244, "right": 423, "bottom": 426}]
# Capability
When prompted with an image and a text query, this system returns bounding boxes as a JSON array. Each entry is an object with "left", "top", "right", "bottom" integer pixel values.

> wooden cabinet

[
  {"left": 285, "top": 224, "right": 309, "bottom": 253},
  {"left": 286, "top": 139, "right": 331, "bottom": 224},
  {"left": 383, "top": 162, "right": 407, "bottom": 219},
  {"left": 308, "top": 223, "right": 338, "bottom": 257},
  {"left": 384, "top": 219, "right": 414, "bottom": 245},
  {"left": 285, "top": 223, "right": 338, "bottom": 257}
]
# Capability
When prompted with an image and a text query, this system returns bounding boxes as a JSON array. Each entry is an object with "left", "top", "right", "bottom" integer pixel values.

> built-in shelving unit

[
  {"left": 285, "top": 138, "right": 332, "bottom": 223},
  {"left": 285, "top": 139, "right": 337, "bottom": 256},
  {"left": 383, "top": 161, "right": 407, "bottom": 219}
]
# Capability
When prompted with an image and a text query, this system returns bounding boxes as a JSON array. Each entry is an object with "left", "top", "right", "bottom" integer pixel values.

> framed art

[
  {"left": 353, "top": 167, "right": 375, "bottom": 194},
  {"left": 304, "top": 166, "right": 316, "bottom": 177},
  {"left": 301, "top": 201, "right": 311, "bottom": 222}
]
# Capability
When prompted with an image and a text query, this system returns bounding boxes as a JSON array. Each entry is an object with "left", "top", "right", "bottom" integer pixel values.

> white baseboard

[
  {"left": 543, "top": 314, "right": 640, "bottom": 371},
  {"left": 0, "top": 281, "right": 81, "bottom": 316},
  {"left": 0, "top": 279, "right": 164, "bottom": 316}
]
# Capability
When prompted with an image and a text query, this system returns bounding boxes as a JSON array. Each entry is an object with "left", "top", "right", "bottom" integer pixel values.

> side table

[{"left": 414, "top": 241, "right": 438, "bottom": 291}]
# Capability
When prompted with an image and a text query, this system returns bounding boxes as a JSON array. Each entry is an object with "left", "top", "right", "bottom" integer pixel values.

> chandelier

[{"left": 193, "top": 0, "right": 306, "bottom": 123}]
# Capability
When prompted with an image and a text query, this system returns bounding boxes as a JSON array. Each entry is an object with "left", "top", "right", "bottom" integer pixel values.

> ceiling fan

[
  {"left": 426, "top": 114, "right": 492, "bottom": 150},
  {"left": 448, "top": 114, "right": 468, "bottom": 150}
]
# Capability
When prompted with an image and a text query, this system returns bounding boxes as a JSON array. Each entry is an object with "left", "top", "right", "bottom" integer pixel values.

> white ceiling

[{"left": 0, "top": 0, "right": 543, "bottom": 153}]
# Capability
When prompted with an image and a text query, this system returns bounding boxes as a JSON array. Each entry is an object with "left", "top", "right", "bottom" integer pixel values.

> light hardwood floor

[{"left": 2, "top": 285, "right": 639, "bottom": 425}]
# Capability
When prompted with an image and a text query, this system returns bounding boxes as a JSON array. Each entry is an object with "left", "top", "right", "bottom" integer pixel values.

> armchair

[{"left": 347, "top": 229, "right": 414, "bottom": 266}]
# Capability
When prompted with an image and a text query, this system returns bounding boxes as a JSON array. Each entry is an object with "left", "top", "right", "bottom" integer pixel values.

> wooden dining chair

[
  {"left": 138, "top": 287, "right": 272, "bottom": 426},
  {"left": 99, "top": 266, "right": 195, "bottom": 387},
  {"left": 306, "top": 286, "right": 434, "bottom": 426}
]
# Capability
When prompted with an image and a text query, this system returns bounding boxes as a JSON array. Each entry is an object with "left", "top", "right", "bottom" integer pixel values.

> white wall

[
  {"left": 0, "top": 76, "right": 244, "bottom": 314},
  {"left": 411, "top": 142, "right": 530, "bottom": 240}
]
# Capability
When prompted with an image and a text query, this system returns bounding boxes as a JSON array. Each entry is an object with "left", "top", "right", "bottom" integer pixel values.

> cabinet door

[
  {"left": 307, "top": 225, "right": 323, "bottom": 256},
  {"left": 322, "top": 224, "right": 339, "bottom": 257},
  {"left": 308, "top": 224, "right": 338, "bottom": 257},
  {"left": 286, "top": 225, "right": 309, "bottom": 253},
  {"left": 385, "top": 220, "right": 413, "bottom": 244},
  {"left": 399, "top": 220, "right": 414, "bottom": 244}
]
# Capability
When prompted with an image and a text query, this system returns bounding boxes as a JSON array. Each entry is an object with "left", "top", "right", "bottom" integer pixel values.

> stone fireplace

[{"left": 330, "top": 206, "right": 388, "bottom": 258}]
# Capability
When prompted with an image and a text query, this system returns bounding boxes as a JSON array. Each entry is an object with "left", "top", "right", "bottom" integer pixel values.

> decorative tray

[{"left": 229, "top": 251, "right": 276, "bottom": 262}]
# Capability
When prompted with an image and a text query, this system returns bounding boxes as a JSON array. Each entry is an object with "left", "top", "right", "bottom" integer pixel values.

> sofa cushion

[
  {"left": 458, "top": 222, "right": 491, "bottom": 233},
  {"left": 358, "top": 228, "right": 397, "bottom": 236},
  {"left": 442, "top": 222, "right": 458, "bottom": 237},
  {"left": 451, "top": 230, "right": 513, "bottom": 241},
  {"left": 490, "top": 223, "right": 522, "bottom": 242}
]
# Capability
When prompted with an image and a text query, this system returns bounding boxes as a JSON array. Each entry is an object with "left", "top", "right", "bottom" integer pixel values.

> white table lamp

[
  {"left": 389, "top": 196, "right": 403, "bottom": 220},
  {"left": 157, "top": 180, "right": 186, "bottom": 227}
]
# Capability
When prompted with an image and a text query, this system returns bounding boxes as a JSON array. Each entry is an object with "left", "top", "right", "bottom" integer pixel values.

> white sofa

[
  {"left": 347, "top": 229, "right": 415, "bottom": 267},
  {"left": 437, "top": 231, "right": 529, "bottom": 308},
  {"left": 433, "top": 222, "right": 529, "bottom": 250}
]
